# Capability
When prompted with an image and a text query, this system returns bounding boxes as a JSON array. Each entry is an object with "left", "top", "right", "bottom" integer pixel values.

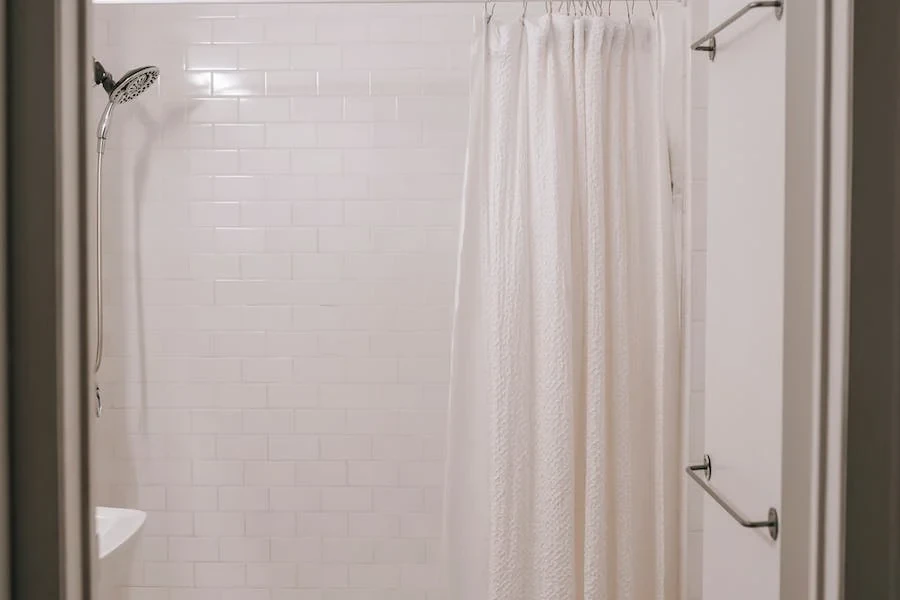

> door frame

[
  {"left": 842, "top": 1, "right": 900, "bottom": 598},
  {"left": 782, "top": 1, "right": 900, "bottom": 599},
  {"left": 781, "top": 0, "right": 853, "bottom": 598},
  {"left": 5, "top": 0, "right": 92, "bottom": 598}
]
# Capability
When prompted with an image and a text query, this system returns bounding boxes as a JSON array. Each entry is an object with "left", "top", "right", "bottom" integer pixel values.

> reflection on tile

[{"left": 212, "top": 71, "right": 266, "bottom": 97}]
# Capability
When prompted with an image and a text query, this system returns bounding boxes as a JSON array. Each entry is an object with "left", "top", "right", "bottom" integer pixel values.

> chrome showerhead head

[
  {"left": 93, "top": 59, "right": 160, "bottom": 153},
  {"left": 94, "top": 59, "right": 160, "bottom": 102},
  {"left": 109, "top": 65, "right": 160, "bottom": 104}
]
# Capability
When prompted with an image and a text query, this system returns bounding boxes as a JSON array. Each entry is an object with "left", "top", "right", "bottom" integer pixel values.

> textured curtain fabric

[{"left": 443, "top": 15, "right": 681, "bottom": 600}]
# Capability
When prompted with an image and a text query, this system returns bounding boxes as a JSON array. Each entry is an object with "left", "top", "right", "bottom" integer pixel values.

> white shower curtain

[{"left": 444, "top": 14, "right": 681, "bottom": 600}]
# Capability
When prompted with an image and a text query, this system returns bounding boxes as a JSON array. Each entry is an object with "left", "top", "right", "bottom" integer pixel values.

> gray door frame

[
  {"left": 782, "top": 1, "right": 900, "bottom": 599},
  {"left": 5, "top": 0, "right": 92, "bottom": 598},
  {"left": 843, "top": 1, "right": 900, "bottom": 598}
]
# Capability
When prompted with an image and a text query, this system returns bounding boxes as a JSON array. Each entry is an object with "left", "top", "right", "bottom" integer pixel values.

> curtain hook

[
  {"left": 626, "top": 0, "right": 632, "bottom": 22},
  {"left": 521, "top": 0, "right": 528, "bottom": 20},
  {"left": 484, "top": 0, "right": 495, "bottom": 23},
  {"left": 647, "top": 0, "right": 656, "bottom": 18}
]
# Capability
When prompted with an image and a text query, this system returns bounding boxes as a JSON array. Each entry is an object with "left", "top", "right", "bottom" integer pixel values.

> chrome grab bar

[
  {"left": 691, "top": 1, "right": 784, "bottom": 61},
  {"left": 685, "top": 455, "right": 779, "bottom": 541}
]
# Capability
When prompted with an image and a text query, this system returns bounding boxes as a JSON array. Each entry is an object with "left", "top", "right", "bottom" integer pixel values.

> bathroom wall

[{"left": 91, "top": 3, "right": 701, "bottom": 599}]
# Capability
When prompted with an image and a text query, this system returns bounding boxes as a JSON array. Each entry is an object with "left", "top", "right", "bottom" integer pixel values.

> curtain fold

[{"left": 444, "top": 14, "right": 680, "bottom": 600}]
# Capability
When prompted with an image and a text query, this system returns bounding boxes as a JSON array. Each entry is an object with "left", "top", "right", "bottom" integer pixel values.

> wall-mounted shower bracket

[{"left": 691, "top": 1, "right": 784, "bottom": 62}]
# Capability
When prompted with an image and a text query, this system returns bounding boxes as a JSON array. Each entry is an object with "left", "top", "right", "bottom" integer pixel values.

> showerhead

[
  {"left": 94, "top": 59, "right": 159, "bottom": 103},
  {"left": 109, "top": 65, "right": 160, "bottom": 104},
  {"left": 93, "top": 59, "right": 160, "bottom": 152}
]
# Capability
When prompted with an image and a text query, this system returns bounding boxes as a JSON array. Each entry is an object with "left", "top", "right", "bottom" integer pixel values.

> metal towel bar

[
  {"left": 685, "top": 455, "right": 779, "bottom": 541},
  {"left": 691, "top": 1, "right": 784, "bottom": 61}
]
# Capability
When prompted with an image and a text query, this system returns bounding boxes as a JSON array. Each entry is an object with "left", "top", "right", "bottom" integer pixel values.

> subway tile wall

[
  {"left": 91, "top": 4, "right": 700, "bottom": 600},
  {"left": 688, "top": 1, "right": 708, "bottom": 599},
  {"left": 93, "top": 5, "right": 470, "bottom": 598}
]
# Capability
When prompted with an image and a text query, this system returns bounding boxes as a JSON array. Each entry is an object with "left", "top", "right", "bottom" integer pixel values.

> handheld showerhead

[
  {"left": 109, "top": 65, "right": 160, "bottom": 105},
  {"left": 93, "top": 59, "right": 160, "bottom": 153},
  {"left": 92, "top": 59, "right": 161, "bottom": 404}
]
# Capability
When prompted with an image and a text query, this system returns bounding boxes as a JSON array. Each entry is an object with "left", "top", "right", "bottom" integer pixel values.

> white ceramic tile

[
  {"left": 220, "top": 536, "right": 271, "bottom": 562},
  {"left": 264, "top": 21, "right": 316, "bottom": 44},
  {"left": 289, "top": 44, "right": 342, "bottom": 70},
  {"left": 213, "top": 19, "right": 266, "bottom": 44},
  {"left": 239, "top": 98, "right": 291, "bottom": 123},
  {"left": 240, "top": 253, "right": 292, "bottom": 279},
  {"left": 238, "top": 44, "right": 291, "bottom": 70},
  {"left": 189, "top": 99, "right": 240, "bottom": 123},
  {"left": 290, "top": 149, "right": 342, "bottom": 174},
  {"left": 168, "top": 537, "right": 219, "bottom": 562},
  {"left": 317, "top": 123, "right": 373, "bottom": 149},
  {"left": 290, "top": 97, "right": 344, "bottom": 122},
  {"left": 240, "top": 149, "right": 291, "bottom": 173},
  {"left": 195, "top": 562, "right": 246, "bottom": 588},
  {"left": 369, "top": 17, "right": 422, "bottom": 43},
  {"left": 213, "top": 71, "right": 266, "bottom": 97},
  {"left": 265, "top": 71, "right": 318, "bottom": 96},
  {"left": 268, "top": 435, "right": 319, "bottom": 460},
  {"left": 143, "top": 562, "right": 193, "bottom": 588},
  {"left": 342, "top": 43, "right": 444, "bottom": 70},
  {"left": 265, "top": 123, "right": 316, "bottom": 148},
  {"left": 215, "top": 123, "right": 266, "bottom": 149},
  {"left": 186, "top": 45, "right": 238, "bottom": 71},
  {"left": 318, "top": 70, "right": 370, "bottom": 96},
  {"left": 239, "top": 201, "right": 292, "bottom": 226}
]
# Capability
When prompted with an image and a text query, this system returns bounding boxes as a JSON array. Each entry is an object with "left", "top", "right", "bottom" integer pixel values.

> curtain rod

[{"left": 94, "top": 0, "right": 683, "bottom": 5}]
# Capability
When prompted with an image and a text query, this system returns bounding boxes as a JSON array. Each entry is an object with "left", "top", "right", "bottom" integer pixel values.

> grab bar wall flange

[
  {"left": 691, "top": 1, "right": 784, "bottom": 62},
  {"left": 685, "top": 455, "right": 779, "bottom": 541}
]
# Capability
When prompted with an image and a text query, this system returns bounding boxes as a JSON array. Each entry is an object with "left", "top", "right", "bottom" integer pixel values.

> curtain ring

[{"left": 484, "top": 0, "right": 495, "bottom": 23}]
